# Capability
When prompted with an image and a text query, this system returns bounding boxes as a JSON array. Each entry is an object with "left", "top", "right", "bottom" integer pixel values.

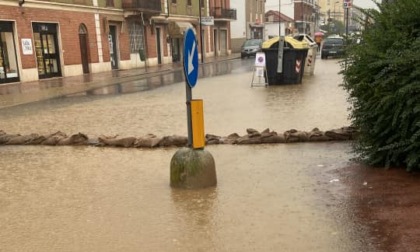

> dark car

[
  {"left": 241, "top": 39, "right": 262, "bottom": 59},
  {"left": 321, "top": 36, "right": 344, "bottom": 59}
]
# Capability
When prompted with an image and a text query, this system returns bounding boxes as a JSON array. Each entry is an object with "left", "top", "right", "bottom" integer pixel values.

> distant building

[
  {"left": 208, "top": 0, "right": 237, "bottom": 57},
  {"left": 317, "top": 0, "right": 343, "bottom": 26},
  {"left": 230, "top": 0, "right": 266, "bottom": 53},
  {"left": 265, "top": 0, "right": 319, "bottom": 36},
  {"left": 264, "top": 10, "right": 295, "bottom": 39},
  {"left": 294, "top": 0, "right": 318, "bottom": 35},
  {"left": 0, "top": 0, "right": 234, "bottom": 84}
]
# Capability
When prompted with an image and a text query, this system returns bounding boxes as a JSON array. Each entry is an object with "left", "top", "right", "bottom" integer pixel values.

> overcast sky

[{"left": 353, "top": 0, "right": 381, "bottom": 9}]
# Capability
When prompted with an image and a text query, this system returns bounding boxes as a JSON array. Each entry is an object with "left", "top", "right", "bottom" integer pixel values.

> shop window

[{"left": 0, "top": 21, "right": 19, "bottom": 83}]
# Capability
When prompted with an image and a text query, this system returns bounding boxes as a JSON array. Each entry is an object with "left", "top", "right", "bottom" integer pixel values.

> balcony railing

[
  {"left": 122, "top": 0, "right": 161, "bottom": 13},
  {"left": 210, "top": 7, "right": 237, "bottom": 20}
]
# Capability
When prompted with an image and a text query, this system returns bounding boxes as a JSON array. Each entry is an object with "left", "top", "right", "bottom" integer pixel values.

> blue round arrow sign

[{"left": 183, "top": 28, "right": 199, "bottom": 88}]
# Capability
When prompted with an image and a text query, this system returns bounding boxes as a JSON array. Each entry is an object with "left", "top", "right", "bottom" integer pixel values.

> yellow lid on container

[{"left": 262, "top": 36, "right": 309, "bottom": 49}]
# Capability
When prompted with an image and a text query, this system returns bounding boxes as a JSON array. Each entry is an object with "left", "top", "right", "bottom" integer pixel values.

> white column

[{"left": 94, "top": 13, "right": 103, "bottom": 63}]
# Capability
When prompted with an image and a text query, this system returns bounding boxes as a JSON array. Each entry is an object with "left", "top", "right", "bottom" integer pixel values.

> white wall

[
  {"left": 230, "top": 0, "right": 246, "bottom": 39},
  {"left": 265, "top": 22, "right": 287, "bottom": 39},
  {"left": 265, "top": 0, "right": 295, "bottom": 20}
]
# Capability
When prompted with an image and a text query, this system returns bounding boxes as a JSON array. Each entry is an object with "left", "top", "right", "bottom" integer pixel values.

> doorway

[
  {"left": 220, "top": 29, "right": 227, "bottom": 55},
  {"left": 79, "top": 24, "right": 89, "bottom": 74},
  {"left": 33, "top": 23, "right": 62, "bottom": 79},
  {"left": 213, "top": 29, "right": 218, "bottom": 57},
  {"left": 108, "top": 25, "right": 118, "bottom": 69},
  {"left": 0, "top": 21, "right": 19, "bottom": 84},
  {"left": 171, "top": 38, "right": 180, "bottom": 62},
  {"left": 156, "top": 27, "right": 162, "bottom": 64}
]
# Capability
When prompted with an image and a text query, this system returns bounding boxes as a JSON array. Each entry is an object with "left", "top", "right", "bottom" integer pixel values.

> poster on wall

[{"left": 21, "top": 39, "right": 33, "bottom": 55}]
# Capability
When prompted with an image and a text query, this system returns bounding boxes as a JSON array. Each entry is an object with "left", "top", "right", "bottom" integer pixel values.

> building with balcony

[
  {"left": 0, "top": 0, "right": 235, "bottom": 85},
  {"left": 0, "top": 0, "right": 138, "bottom": 84},
  {"left": 294, "top": 0, "right": 319, "bottom": 35},
  {"left": 149, "top": 0, "right": 206, "bottom": 63},
  {"left": 230, "top": 0, "right": 265, "bottom": 53},
  {"left": 123, "top": 0, "right": 171, "bottom": 66},
  {"left": 264, "top": 10, "right": 295, "bottom": 39},
  {"left": 208, "top": 0, "right": 236, "bottom": 57},
  {"left": 0, "top": 0, "right": 150, "bottom": 84}
]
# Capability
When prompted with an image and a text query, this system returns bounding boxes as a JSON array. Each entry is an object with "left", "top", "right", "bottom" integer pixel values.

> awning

[{"left": 168, "top": 22, "right": 193, "bottom": 38}]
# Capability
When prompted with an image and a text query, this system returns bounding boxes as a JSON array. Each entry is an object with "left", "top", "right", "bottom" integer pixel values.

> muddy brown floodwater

[
  {"left": 1, "top": 58, "right": 419, "bottom": 251},
  {"left": 0, "top": 143, "right": 377, "bottom": 252}
]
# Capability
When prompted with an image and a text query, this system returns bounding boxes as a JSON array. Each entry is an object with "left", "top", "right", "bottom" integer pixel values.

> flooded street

[
  {"left": 0, "top": 58, "right": 377, "bottom": 251},
  {"left": 0, "top": 143, "right": 371, "bottom": 252},
  {"left": 0, "top": 58, "right": 349, "bottom": 137}
]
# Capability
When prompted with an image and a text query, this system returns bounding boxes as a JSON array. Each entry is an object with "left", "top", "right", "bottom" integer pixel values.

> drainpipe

[{"left": 199, "top": 0, "right": 204, "bottom": 63}]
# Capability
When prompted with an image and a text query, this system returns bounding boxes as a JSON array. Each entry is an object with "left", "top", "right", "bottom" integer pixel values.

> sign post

[
  {"left": 183, "top": 28, "right": 202, "bottom": 148},
  {"left": 277, "top": 36, "right": 284, "bottom": 73},
  {"left": 343, "top": 0, "right": 352, "bottom": 70},
  {"left": 343, "top": 0, "right": 352, "bottom": 36},
  {"left": 169, "top": 27, "right": 216, "bottom": 189},
  {"left": 251, "top": 52, "right": 268, "bottom": 87}
]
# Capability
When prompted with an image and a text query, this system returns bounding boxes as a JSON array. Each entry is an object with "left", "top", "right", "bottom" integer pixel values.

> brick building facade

[{"left": 0, "top": 0, "right": 234, "bottom": 84}]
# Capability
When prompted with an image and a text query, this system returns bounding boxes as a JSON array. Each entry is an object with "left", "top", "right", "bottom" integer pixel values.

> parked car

[
  {"left": 321, "top": 36, "right": 345, "bottom": 59},
  {"left": 241, "top": 39, "right": 262, "bottom": 59}
]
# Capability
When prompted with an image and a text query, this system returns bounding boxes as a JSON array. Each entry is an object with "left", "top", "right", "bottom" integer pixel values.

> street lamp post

[
  {"left": 279, "top": 0, "right": 281, "bottom": 36},
  {"left": 301, "top": 0, "right": 304, "bottom": 33}
]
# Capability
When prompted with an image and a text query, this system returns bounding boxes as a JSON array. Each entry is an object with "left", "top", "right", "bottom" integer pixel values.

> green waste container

[{"left": 262, "top": 36, "right": 309, "bottom": 84}]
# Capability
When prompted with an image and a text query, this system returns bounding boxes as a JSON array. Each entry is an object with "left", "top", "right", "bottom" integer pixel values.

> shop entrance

[
  {"left": 213, "top": 29, "right": 218, "bottom": 57},
  {"left": 0, "top": 21, "right": 19, "bottom": 84},
  {"left": 108, "top": 25, "right": 118, "bottom": 69},
  {"left": 220, "top": 29, "right": 227, "bottom": 55},
  {"left": 79, "top": 24, "right": 89, "bottom": 74},
  {"left": 171, "top": 38, "right": 181, "bottom": 62},
  {"left": 33, "top": 23, "right": 62, "bottom": 79},
  {"left": 156, "top": 27, "right": 162, "bottom": 65}
]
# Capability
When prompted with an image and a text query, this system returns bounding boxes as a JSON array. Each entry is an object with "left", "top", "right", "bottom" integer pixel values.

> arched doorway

[{"left": 79, "top": 24, "right": 89, "bottom": 74}]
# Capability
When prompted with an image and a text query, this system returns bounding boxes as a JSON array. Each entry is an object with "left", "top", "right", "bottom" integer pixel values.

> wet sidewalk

[{"left": 0, "top": 54, "right": 240, "bottom": 109}]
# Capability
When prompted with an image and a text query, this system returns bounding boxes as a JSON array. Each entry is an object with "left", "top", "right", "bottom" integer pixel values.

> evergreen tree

[{"left": 341, "top": 0, "right": 420, "bottom": 171}]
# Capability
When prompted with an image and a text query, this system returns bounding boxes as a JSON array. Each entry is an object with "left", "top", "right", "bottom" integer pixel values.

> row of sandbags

[{"left": 0, "top": 127, "right": 358, "bottom": 148}]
